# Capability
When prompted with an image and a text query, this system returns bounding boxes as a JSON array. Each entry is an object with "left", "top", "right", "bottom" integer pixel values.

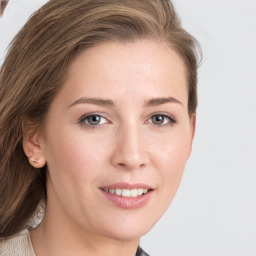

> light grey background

[{"left": 0, "top": 1, "right": 255, "bottom": 255}]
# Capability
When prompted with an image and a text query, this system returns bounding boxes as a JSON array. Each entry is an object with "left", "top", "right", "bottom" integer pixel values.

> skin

[{"left": 24, "top": 40, "right": 196, "bottom": 256}]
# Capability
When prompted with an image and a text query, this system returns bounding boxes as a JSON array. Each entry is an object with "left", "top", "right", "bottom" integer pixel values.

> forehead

[{"left": 61, "top": 40, "right": 188, "bottom": 107}]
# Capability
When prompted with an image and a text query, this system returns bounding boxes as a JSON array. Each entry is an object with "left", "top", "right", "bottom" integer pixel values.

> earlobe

[
  {"left": 28, "top": 156, "right": 46, "bottom": 168},
  {"left": 22, "top": 121, "right": 46, "bottom": 168}
]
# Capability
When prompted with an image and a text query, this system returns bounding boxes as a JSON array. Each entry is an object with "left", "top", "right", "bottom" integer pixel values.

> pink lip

[{"left": 100, "top": 182, "right": 154, "bottom": 209}]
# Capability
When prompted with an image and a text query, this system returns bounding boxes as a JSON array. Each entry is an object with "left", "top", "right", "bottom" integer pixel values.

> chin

[
  {"left": 96, "top": 215, "right": 158, "bottom": 242},
  {"left": 103, "top": 227, "right": 150, "bottom": 242}
]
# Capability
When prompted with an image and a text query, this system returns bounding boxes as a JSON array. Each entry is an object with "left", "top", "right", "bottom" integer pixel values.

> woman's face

[{"left": 38, "top": 40, "right": 195, "bottom": 240}]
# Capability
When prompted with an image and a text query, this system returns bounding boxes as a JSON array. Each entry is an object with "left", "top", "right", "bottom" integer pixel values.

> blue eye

[
  {"left": 79, "top": 114, "right": 108, "bottom": 127},
  {"left": 149, "top": 114, "right": 176, "bottom": 126}
]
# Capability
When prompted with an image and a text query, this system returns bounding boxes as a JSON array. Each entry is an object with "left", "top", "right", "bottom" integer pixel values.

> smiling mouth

[{"left": 101, "top": 188, "right": 150, "bottom": 198}]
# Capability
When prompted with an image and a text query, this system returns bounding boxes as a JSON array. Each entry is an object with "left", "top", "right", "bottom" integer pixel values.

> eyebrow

[
  {"left": 144, "top": 97, "right": 183, "bottom": 107},
  {"left": 69, "top": 97, "right": 114, "bottom": 108},
  {"left": 69, "top": 96, "right": 183, "bottom": 108}
]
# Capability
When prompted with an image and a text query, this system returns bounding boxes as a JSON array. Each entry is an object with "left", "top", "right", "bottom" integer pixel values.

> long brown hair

[{"left": 0, "top": 0, "right": 201, "bottom": 238}]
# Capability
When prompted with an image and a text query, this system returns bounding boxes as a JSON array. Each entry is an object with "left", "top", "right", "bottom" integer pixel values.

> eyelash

[{"left": 78, "top": 113, "right": 177, "bottom": 129}]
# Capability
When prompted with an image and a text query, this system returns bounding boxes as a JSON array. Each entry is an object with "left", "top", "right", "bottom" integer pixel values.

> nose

[{"left": 110, "top": 123, "right": 148, "bottom": 171}]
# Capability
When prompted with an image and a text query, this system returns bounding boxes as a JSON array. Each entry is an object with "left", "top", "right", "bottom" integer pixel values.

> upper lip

[{"left": 101, "top": 182, "right": 154, "bottom": 190}]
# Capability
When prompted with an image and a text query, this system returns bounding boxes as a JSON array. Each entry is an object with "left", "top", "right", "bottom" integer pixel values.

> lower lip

[{"left": 101, "top": 190, "right": 153, "bottom": 209}]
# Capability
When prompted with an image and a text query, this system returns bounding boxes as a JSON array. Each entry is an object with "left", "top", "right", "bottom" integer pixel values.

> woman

[{"left": 0, "top": 0, "right": 201, "bottom": 255}]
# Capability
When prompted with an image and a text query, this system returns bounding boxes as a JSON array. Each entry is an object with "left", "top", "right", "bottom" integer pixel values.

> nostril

[{"left": 116, "top": 161, "right": 146, "bottom": 170}]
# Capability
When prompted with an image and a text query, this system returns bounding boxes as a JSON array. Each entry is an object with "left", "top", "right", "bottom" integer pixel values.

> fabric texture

[
  {"left": 0, "top": 229, "right": 36, "bottom": 256},
  {"left": 0, "top": 229, "right": 149, "bottom": 256}
]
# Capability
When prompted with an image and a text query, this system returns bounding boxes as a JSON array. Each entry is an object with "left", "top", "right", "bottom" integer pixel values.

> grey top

[{"left": 136, "top": 246, "right": 150, "bottom": 256}]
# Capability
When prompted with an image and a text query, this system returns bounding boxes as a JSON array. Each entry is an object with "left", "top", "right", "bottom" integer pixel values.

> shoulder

[{"left": 0, "top": 229, "right": 35, "bottom": 256}]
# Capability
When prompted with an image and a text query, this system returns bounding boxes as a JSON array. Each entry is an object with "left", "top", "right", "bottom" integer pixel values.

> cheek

[
  {"left": 46, "top": 133, "right": 101, "bottom": 176},
  {"left": 152, "top": 130, "right": 191, "bottom": 200},
  {"left": 42, "top": 128, "right": 107, "bottom": 217},
  {"left": 43, "top": 126, "right": 112, "bottom": 194},
  {"left": 153, "top": 128, "right": 191, "bottom": 168}
]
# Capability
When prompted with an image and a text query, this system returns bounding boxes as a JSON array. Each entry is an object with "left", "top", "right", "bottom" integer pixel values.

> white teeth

[
  {"left": 122, "top": 189, "right": 131, "bottom": 197},
  {"left": 102, "top": 188, "right": 149, "bottom": 197},
  {"left": 116, "top": 188, "right": 122, "bottom": 195},
  {"left": 109, "top": 189, "right": 115, "bottom": 194},
  {"left": 137, "top": 188, "right": 143, "bottom": 196},
  {"left": 130, "top": 188, "right": 138, "bottom": 197}
]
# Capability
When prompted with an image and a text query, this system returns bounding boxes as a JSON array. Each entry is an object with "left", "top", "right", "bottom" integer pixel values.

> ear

[
  {"left": 22, "top": 119, "right": 46, "bottom": 168},
  {"left": 187, "top": 113, "right": 196, "bottom": 159}
]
